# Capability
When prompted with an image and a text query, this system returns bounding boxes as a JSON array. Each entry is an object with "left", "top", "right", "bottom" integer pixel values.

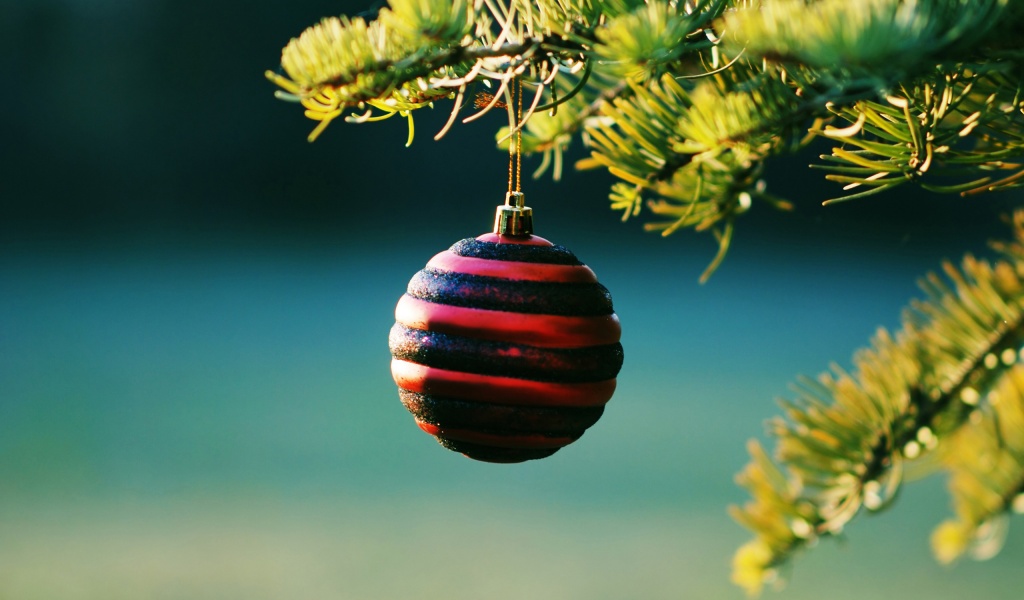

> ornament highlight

[{"left": 389, "top": 193, "right": 623, "bottom": 463}]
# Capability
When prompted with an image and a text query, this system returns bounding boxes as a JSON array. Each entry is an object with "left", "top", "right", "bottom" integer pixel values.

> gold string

[
  {"left": 507, "top": 77, "right": 524, "bottom": 193},
  {"left": 508, "top": 83, "right": 515, "bottom": 193},
  {"left": 515, "top": 77, "right": 523, "bottom": 193}
]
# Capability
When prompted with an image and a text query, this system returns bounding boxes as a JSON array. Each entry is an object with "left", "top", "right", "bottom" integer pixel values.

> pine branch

[
  {"left": 722, "top": 0, "right": 1017, "bottom": 75},
  {"left": 266, "top": 0, "right": 1024, "bottom": 270},
  {"left": 730, "top": 210, "right": 1024, "bottom": 596},
  {"left": 723, "top": 0, "right": 1024, "bottom": 204},
  {"left": 810, "top": 67, "right": 1024, "bottom": 202},
  {"left": 932, "top": 365, "right": 1024, "bottom": 565},
  {"left": 581, "top": 63, "right": 810, "bottom": 278},
  {"left": 263, "top": 2, "right": 749, "bottom": 246}
]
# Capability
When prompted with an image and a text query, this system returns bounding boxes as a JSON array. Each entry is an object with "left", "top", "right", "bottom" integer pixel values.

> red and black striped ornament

[{"left": 389, "top": 192, "right": 623, "bottom": 463}]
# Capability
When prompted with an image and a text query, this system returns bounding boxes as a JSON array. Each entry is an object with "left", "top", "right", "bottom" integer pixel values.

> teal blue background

[{"left": 2, "top": 1, "right": 1022, "bottom": 598}]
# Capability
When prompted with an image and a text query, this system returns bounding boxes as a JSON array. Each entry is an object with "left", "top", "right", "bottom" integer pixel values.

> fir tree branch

[
  {"left": 266, "top": 0, "right": 1024, "bottom": 268},
  {"left": 730, "top": 210, "right": 1024, "bottom": 596},
  {"left": 722, "top": 0, "right": 1019, "bottom": 77},
  {"left": 932, "top": 365, "right": 1024, "bottom": 565},
  {"left": 721, "top": 0, "right": 1024, "bottom": 205},
  {"left": 810, "top": 67, "right": 1024, "bottom": 202}
]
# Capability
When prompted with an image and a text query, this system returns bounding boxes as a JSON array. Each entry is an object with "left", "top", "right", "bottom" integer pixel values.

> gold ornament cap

[{"left": 493, "top": 191, "right": 533, "bottom": 236}]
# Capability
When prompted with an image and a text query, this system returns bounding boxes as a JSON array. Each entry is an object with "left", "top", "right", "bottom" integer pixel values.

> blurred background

[{"left": 1, "top": 1, "right": 1022, "bottom": 598}]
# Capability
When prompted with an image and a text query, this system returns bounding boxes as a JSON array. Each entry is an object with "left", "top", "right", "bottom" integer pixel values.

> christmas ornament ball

[{"left": 389, "top": 231, "right": 623, "bottom": 463}]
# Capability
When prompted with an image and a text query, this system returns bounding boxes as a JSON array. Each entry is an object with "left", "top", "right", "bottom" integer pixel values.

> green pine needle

[{"left": 730, "top": 210, "right": 1024, "bottom": 596}]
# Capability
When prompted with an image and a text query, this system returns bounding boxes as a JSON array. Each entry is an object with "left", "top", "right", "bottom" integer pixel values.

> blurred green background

[{"left": 1, "top": 1, "right": 1022, "bottom": 598}]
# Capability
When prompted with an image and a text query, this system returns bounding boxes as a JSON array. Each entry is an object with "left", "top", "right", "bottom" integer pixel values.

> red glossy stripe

[
  {"left": 415, "top": 421, "right": 574, "bottom": 449},
  {"left": 475, "top": 233, "right": 553, "bottom": 246},
  {"left": 391, "top": 359, "right": 617, "bottom": 407},
  {"left": 426, "top": 250, "right": 598, "bottom": 283},
  {"left": 394, "top": 295, "right": 621, "bottom": 348}
]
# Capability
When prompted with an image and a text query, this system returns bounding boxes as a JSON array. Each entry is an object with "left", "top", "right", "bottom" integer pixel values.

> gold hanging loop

[{"left": 495, "top": 76, "right": 533, "bottom": 236}]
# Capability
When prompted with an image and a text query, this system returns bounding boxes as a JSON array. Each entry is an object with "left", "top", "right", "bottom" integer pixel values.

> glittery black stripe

[
  {"left": 389, "top": 324, "right": 623, "bottom": 383},
  {"left": 399, "top": 390, "right": 605, "bottom": 437},
  {"left": 435, "top": 438, "right": 560, "bottom": 463},
  {"left": 406, "top": 269, "right": 614, "bottom": 316},
  {"left": 449, "top": 238, "right": 583, "bottom": 265}
]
